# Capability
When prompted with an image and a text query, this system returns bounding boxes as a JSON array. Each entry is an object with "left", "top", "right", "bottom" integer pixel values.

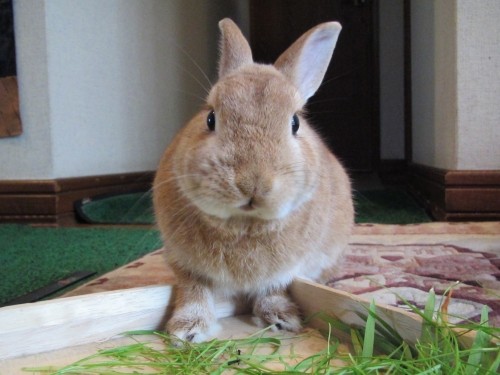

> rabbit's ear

[
  {"left": 275, "top": 22, "right": 341, "bottom": 101},
  {"left": 218, "top": 18, "right": 253, "bottom": 78}
]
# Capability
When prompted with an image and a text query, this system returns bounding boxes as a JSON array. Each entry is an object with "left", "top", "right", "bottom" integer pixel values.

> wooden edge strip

[
  {"left": 0, "top": 284, "right": 236, "bottom": 360},
  {"left": 0, "top": 285, "right": 171, "bottom": 360},
  {"left": 290, "top": 278, "right": 477, "bottom": 348},
  {"left": 0, "top": 279, "right": 480, "bottom": 361}
]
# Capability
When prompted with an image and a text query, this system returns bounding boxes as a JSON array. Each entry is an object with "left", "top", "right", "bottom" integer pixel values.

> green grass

[{"left": 24, "top": 290, "right": 500, "bottom": 374}]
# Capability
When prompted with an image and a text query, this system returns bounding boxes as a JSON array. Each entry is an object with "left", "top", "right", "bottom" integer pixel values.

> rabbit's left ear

[
  {"left": 218, "top": 18, "right": 253, "bottom": 79},
  {"left": 275, "top": 22, "right": 341, "bottom": 102}
]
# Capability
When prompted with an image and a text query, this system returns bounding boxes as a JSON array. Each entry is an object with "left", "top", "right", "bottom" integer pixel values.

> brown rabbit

[{"left": 153, "top": 18, "right": 353, "bottom": 342}]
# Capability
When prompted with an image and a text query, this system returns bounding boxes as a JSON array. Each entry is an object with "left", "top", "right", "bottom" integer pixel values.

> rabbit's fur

[{"left": 153, "top": 18, "right": 353, "bottom": 342}]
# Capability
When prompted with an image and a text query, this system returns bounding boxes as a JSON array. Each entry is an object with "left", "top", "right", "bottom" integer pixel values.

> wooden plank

[
  {"left": 0, "top": 279, "right": 478, "bottom": 363},
  {"left": 0, "top": 195, "right": 57, "bottom": 215},
  {"left": 0, "top": 180, "right": 58, "bottom": 194},
  {"left": 0, "top": 285, "right": 170, "bottom": 360},
  {"left": 447, "top": 188, "right": 500, "bottom": 212},
  {"left": 0, "top": 285, "right": 237, "bottom": 360},
  {"left": 290, "top": 278, "right": 476, "bottom": 348},
  {"left": 0, "top": 173, "right": 154, "bottom": 195},
  {"left": 291, "top": 278, "right": 422, "bottom": 344},
  {"left": 446, "top": 170, "right": 500, "bottom": 186},
  {"left": 0, "top": 315, "right": 336, "bottom": 375}
]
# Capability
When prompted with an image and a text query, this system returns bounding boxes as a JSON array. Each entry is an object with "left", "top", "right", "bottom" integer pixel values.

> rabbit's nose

[{"left": 236, "top": 171, "right": 273, "bottom": 201}]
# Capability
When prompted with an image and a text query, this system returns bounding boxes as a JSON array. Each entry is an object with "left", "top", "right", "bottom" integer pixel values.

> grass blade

[
  {"left": 466, "top": 305, "right": 490, "bottom": 374},
  {"left": 362, "top": 300, "right": 376, "bottom": 358},
  {"left": 420, "top": 288, "right": 437, "bottom": 358},
  {"left": 423, "top": 288, "right": 436, "bottom": 322},
  {"left": 350, "top": 328, "right": 363, "bottom": 356},
  {"left": 487, "top": 349, "right": 500, "bottom": 374}
]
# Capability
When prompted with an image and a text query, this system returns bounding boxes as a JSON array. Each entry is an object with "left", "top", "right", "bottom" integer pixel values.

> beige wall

[
  {"left": 1, "top": 0, "right": 248, "bottom": 179},
  {"left": 411, "top": 0, "right": 500, "bottom": 170},
  {"left": 456, "top": 0, "right": 500, "bottom": 170},
  {"left": 411, "top": 0, "right": 458, "bottom": 169}
]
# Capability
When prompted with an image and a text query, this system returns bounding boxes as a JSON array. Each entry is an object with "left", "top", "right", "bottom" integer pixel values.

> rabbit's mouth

[
  {"left": 236, "top": 195, "right": 280, "bottom": 218},
  {"left": 239, "top": 197, "right": 256, "bottom": 212}
]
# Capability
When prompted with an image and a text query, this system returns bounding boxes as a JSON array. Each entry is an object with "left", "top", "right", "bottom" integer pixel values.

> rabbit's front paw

[
  {"left": 253, "top": 293, "right": 302, "bottom": 332},
  {"left": 166, "top": 311, "right": 218, "bottom": 343}
]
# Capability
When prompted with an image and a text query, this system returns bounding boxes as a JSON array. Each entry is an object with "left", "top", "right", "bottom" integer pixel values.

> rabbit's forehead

[{"left": 209, "top": 68, "right": 302, "bottom": 115}]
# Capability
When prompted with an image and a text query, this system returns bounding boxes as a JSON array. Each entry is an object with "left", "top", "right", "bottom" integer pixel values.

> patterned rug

[{"left": 64, "top": 222, "right": 500, "bottom": 326}]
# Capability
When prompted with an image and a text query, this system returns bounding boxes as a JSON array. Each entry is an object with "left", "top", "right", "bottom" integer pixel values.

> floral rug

[{"left": 64, "top": 222, "right": 500, "bottom": 326}]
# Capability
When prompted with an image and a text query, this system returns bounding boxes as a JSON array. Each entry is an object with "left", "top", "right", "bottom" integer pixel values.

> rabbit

[{"left": 153, "top": 18, "right": 354, "bottom": 342}]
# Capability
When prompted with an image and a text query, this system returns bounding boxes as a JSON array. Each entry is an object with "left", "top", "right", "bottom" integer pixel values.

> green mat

[
  {"left": 354, "top": 189, "right": 432, "bottom": 224},
  {"left": 75, "top": 192, "right": 155, "bottom": 224},
  {"left": 0, "top": 225, "right": 161, "bottom": 306},
  {"left": 76, "top": 189, "right": 432, "bottom": 225}
]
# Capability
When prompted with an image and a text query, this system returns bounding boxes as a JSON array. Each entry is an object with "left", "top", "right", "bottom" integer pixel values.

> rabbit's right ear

[{"left": 218, "top": 18, "right": 253, "bottom": 79}]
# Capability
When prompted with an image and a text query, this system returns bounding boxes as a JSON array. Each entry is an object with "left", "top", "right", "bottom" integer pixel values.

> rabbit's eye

[
  {"left": 207, "top": 110, "right": 216, "bottom": 131},
  {"left": 291, "top": 114, "right": 300, "bottom": 135}
]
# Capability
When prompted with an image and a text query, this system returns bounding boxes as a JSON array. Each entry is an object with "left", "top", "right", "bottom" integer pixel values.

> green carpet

[
  {"left": 0, "top": 225, "right": 161, "bottom": 306},
  {"left": 75, "top": 192, "right": 155, "bottom": 224},
  {"left": 76, "top": 189, "right": 432, "bottom": 225},
  {"left": 354, "top": 189, "right": 432, "bottom": 224}
]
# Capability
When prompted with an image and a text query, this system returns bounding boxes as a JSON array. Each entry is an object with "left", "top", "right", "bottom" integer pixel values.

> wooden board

[
  {"left": 1, "top": 315, "right": 341, "bottom": 374},
  {"left": 290, "top": 279, "right": 423, "bottom": 344},
  {"left": 0, "top": 76, "right": 22, "bottom": 138},
  {"left": 291, "top": 279, "right": 478, "bottom": 349},
  {"left": 0, "top": 278, "right": 476, "bottom": 372},
  {"left": 0, "top": 284, "right": 237, "bottom": 361}
]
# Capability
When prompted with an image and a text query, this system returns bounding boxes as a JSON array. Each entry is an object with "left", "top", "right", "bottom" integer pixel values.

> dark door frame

[{"left": 403, "top": 0, "right": 412, "bottom": 166}]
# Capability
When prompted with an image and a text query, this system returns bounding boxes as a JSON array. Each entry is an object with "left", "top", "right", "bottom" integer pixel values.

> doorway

[{"left": 249, "top": 0, "right": 379, "bottom": 172}]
